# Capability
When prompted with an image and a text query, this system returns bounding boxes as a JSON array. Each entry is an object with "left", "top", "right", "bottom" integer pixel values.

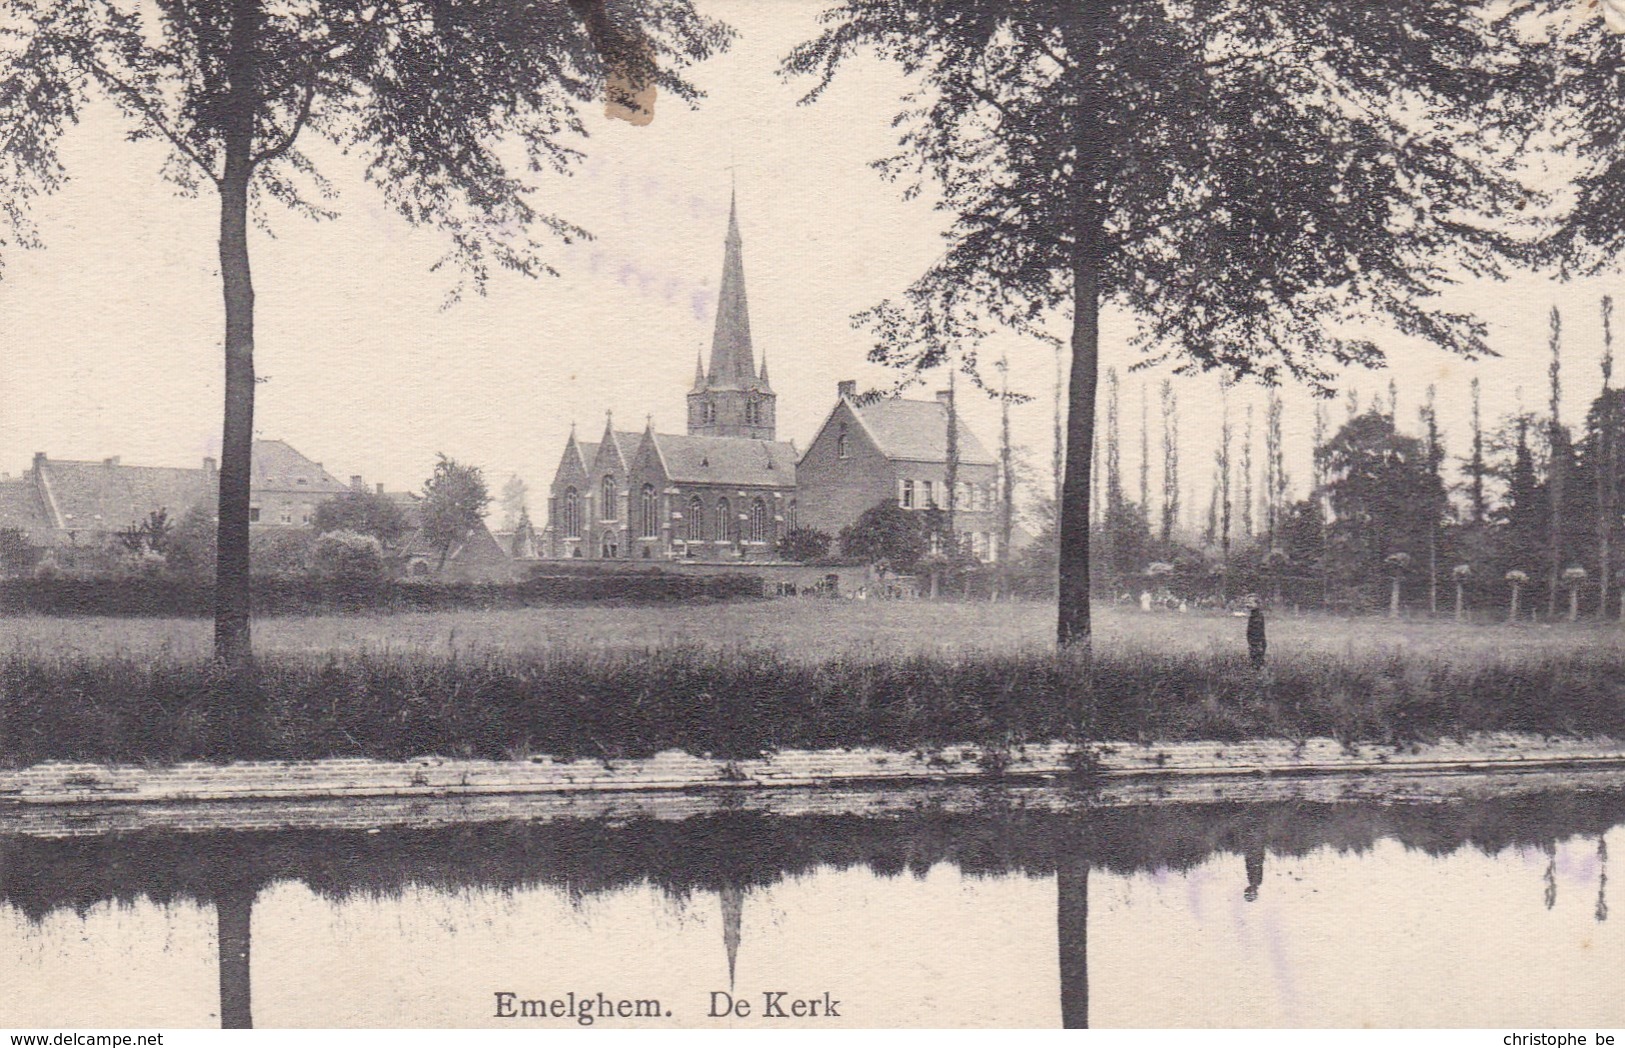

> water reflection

[{"left": 5, "top": 789, "right": 1625, "bottom": 1027}]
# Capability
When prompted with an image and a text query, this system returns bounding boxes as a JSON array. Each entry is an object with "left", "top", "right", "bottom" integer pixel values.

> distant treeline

[
  {"left": 0, "top": 571, "right": 764, "bottom": 617},
  {"left": 1007, "top": 350, "right": 1625, "bottom": 621}
]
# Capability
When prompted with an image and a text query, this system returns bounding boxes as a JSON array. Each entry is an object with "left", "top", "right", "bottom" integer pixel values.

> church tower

[{"left": 687, "top": 191, "right": 776, "bottom": 440}]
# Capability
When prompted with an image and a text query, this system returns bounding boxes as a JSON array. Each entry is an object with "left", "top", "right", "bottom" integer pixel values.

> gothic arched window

[
  {"left": 750, "top": 498, "right": 768, "bottom": 543},
  {"left": 836, "top": 423, "right": 849, "bottom": 460},
  {"left": 715, "top": 498, "right": 731, "bottom": 543},
  {"left": 601, "top": 530, "right": 618, "bottom": 559},
  {"left": 640, "top": 484, "right": 658, "bottom": 538},
  {"left": 787, "top": 499, "right": 797, "bottom": 533},
  {"left": 601, "top": 475, "right": 617, "bottom": 521},
  {"left": 687, "top": 496, "right": 705, "bottom": 541},
  {"left": 563, "top": 487, "right": 580, "bottom": 538}
]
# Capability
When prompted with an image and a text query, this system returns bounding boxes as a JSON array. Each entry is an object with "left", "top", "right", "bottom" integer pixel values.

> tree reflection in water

[{"left": 5, "top": 788, "right": 1625, "bottom": 1028}]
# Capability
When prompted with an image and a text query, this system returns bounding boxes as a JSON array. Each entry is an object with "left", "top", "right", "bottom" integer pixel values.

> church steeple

[
  {"left": 707, "top": 189, "right": 761, "bottom": 391},
  {"left": 688, "top": 187, "right": 776, "bottom": 440}
]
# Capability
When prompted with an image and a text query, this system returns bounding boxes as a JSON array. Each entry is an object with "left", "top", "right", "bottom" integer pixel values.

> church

[{"left": 541, "top": 194, "right": 1004, "bottom": 565}]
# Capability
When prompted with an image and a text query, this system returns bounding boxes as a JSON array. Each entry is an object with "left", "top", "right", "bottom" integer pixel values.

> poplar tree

[
  {"left": 1549, "top": 305, "right": 1567, "bottom": 618},
  {"left": 1421, "top": 385, "right": 1444, "bottom": 615},
  {"left": 1240, "top": 400, "right": 1255, "bottom": 543},
  {"left": 1138, "top": 384, "right": 1151, "bottom": 519},
  {"left": 1266, "top": 391, "right": 1287, "bottom": 549},
  {"left": 1160, "top": 379, "right": 1179, "bottom": 547},
  {"left": 1599, "top": 296, "right": 1615, "bottom": 619},
  {"left": 1469, "top": 376, "right": 1489, "bottom": 527},
  {"left": 1313, "top": 400, "right": 1331, "bottom": 607},
  {"left": 1105, "top": 366, "right": 1123, "bottom": 515},
  {"left": 1219, "top": 387, "right": 1233, "bottom": 582}
]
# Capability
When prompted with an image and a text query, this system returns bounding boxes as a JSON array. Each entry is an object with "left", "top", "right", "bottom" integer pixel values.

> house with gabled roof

[
  {"left": 0, "top": 440, "right": 350, "bottom": 551},
  {"left": 797, "top": 382, "right": 1005, "bottom": 562}
]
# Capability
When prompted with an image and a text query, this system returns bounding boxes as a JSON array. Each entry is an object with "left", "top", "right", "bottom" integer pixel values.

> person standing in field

[{"left": 1246, "top": 595, "right": 1267, "bottom": 669}]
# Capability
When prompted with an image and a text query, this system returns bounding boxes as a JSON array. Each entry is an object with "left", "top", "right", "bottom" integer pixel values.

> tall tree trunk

[
  {"left": 213, "top": 0, "right": 262, "bottom": 669},
  {"left": 1058, "top": 251, "right": 1100, "bottom": 649},
  {"left": 1057, "top": 12, "right": 1107, "bottom": 658}
]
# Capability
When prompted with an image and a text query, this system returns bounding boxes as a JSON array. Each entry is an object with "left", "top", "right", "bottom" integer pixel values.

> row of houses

[{"left": 0, "top": 440, "right": 512, "bottom": 581}]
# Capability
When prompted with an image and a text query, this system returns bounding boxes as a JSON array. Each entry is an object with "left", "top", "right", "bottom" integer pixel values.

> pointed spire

[
  {"left": 693, "top": 351, "right": 707, "bottom": 393},
  {"left": 759, "top": 350, "right": 771, "bottom": 389},
  {"left": 707, "top": 189, "right": 757, "bottom": 390}
]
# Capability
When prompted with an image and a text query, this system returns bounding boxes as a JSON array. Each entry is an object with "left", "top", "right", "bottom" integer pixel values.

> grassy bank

[
  {"left": 7, "top": 599, "right": 1625, "bottom": 663},
  {"left": 3, "top": 641, "right": 1624, "bottom": 765}
]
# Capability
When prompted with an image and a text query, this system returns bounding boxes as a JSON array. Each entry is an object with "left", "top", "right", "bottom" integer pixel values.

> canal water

[{"left": 3, "top": 782, "right": 1623, "bottom": 1028}]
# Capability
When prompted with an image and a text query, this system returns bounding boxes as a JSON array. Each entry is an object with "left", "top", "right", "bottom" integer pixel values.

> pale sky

[{"left": 1, "top": 1, "right": 1620, "bottom": 527}]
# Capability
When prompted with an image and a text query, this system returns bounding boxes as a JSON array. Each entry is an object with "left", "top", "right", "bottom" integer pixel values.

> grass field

[
  {"left": 4, "top": 599, "right": 1625, "bottom": 764},
  {"left": 4, "top": 598, "right": 1623, "bottom": 663}
]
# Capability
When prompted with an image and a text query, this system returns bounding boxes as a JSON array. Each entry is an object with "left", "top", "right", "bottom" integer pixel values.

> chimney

[
  {"left": 350, "top": 475, "right": 364, "bottom": 492},
  {"left": 936, "top": 389, "right": 954, "bottom": 407},
  {"left": 203, "top": 456, "right": 217, "bottom": 476},
  {"left": 376, "top": 482, "right": 385, "bottom": 495},
  {"left": 103, "top": 456, "right": 120, "bottom": 467},
  {"left": 32, "top": 452, "right": 45, "bottom": 472},
  {"left": 837, "top": 380, "right": 856, "bottom": 399}
]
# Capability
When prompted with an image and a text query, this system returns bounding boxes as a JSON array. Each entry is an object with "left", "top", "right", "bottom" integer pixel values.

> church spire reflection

[{"left": 720, "top": 883, "right": 744, "bottom": 992}]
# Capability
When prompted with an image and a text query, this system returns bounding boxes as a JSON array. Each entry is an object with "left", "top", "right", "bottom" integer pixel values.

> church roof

[
  {"left": 648, "top": 433, "right": 797, "bottom": 488},
  {"left": 852, "top": 399, "right": 997, "bottom": 466},
  {"left": 588, "top": 431, "right": 644, "bottom": 473},
  {"left": 703, "top": 191, "right": 769, "bottom": 394}
]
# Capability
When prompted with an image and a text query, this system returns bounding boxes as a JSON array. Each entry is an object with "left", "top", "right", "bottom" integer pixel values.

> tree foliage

[
  {"left": 310, "top": 529, "right": 386, "bottom": 582},
  {"left": 314, "top": 489, "right": 408, "bottom": 546},
  {"left": 777, "top": 526, "right": 832, "bottom": 563},
  {"left": 1318, "top": 411, "right": 1446, "bottom": 587},
  {"left": 784, "top": 0, "right": 1538, "bottom": 645},
  {"left": 839, "top": 500, "right": 925, "bottom": 572},
  {"left": 421, "top": 453, "right": 491, "bottom": 568}
]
